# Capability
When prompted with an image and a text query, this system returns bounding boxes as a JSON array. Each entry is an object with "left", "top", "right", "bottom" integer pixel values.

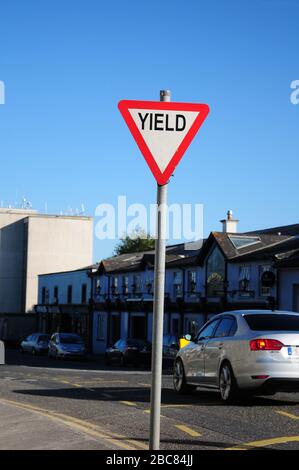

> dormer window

[{"left": 229, "top": 235, "right": 261, "bottom": 250}]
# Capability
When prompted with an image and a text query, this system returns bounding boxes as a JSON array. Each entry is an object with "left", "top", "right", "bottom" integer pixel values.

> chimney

[{"left": 220, "top": 210, "right": 239, "bottom": 233}]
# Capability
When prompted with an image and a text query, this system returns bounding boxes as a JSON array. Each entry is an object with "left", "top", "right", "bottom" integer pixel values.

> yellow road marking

[
  {"left": 226, "top": 435, "right": 299, "bottom": 450},
  {"left": 144, "top": 404, "right": 190, "bottom": 413},
  {"left": 119, "top": 401, "right": 138, "bottom": 407},
  {"left": 0, "top": 398, "right": 147, "bottom": 450},
  {"left": 276, "top": 410, "right": 299, "bottom": 420},
  {"left": 175, "top": 424, "right": 201, "bottom": 437},
  {"left": 53, "top": 379, "right": 95, "bottom": 392}
]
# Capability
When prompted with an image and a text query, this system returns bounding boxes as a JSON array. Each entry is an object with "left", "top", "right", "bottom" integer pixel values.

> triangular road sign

[{"left": 118, "top": 100, "right": 210, "bottom": 185}]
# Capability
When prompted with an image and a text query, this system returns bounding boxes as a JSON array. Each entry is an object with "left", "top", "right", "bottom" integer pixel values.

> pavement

[{"left": 1, "top": 349, "right": 299, "bottom": 450}]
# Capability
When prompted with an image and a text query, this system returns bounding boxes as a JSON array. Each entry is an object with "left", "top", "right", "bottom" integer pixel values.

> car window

[
  {"left": 197, "top": 319, "right": 219, "bottom": 340},
  {"left": 38, "top": 335, "right": 50, "bottom": 342},
  {"left": 214, "top": 317, "right": 237, "bottom": 338},
  {"left": 244, "top": 314, "right": 299, "bottom": 331},
  {"left": 114, "top": 340, "right": 121, "bottom": 348}
]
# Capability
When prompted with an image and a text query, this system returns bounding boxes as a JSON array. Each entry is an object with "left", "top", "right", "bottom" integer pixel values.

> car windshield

[
  {"left": 59, "top": 335, "right": 83, "bottom": 344},
  {"left": 38, "top": 335, "right": 50, "bottom": 342},
  {"left": 244, "top": 314, "right": 299, "bottom": 331}
]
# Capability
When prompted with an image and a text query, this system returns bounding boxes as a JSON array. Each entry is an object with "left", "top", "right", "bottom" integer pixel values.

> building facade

[
  {"left": 0, "top": 208, "right": 93, "bottom": 313},
  {"left": 36, "top": 212, "right": 299, "bottom": 354}
]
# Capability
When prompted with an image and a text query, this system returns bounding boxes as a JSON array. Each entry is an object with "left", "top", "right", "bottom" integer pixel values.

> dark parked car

[
  {"left": 48, "top": 333, "right": 86, "bottom": 359},
  {"left": 163, "top": 334, "right": 180, "bottom": 364},
  {"left": 20, "top": 333, "right": 50, "bottom": 355},
  {"left": 105, "top": 338, "right": 152, "bottom": 366}
]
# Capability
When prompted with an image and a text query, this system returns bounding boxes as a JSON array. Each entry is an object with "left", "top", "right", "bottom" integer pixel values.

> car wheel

[
  {"left": 31, "top": 348, "right": 37, "bottom": 356},
  {"left": 173, "top": 359, "right": 196, "bottom": 394},
  {"left": 19, "top": 346, "right": 24, "bottom": 353},
  {"left": 219, "top": 362, "right": 239, "bottom": 403}
]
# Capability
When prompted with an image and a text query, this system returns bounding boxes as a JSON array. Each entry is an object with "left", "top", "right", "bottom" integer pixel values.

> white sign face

[
  {"left": 118, "top": 100, "right": 210, "bottom": 185},
  {"left": 128, "top": 108, "right": 200, "bottom": 173}
]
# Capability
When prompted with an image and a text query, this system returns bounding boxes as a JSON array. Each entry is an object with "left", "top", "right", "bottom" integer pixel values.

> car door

[
  {"left": 23, "top": 335, "right": 32, "bottom": 352},
  {"left": 184, "top": 319, "right": 220, "bottom": 384},
  {"left": 49, "top": 334, "right": 56, "bottom": 355},
  {"left": 27, "top": 334, "right": 35, "bottom": 352},
  {"left": 204, "top": 316, "right": 237, "bottom": 385}
]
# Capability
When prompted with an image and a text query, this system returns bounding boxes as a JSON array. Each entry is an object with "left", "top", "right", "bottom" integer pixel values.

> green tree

[{"left": 114, "top": 228, "right": 155, "bottom": 255}]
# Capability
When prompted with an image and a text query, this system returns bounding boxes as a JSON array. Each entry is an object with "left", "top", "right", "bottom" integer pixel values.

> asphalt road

[{"left": 1, "top": 350, "right": 299, "bottom": 450}]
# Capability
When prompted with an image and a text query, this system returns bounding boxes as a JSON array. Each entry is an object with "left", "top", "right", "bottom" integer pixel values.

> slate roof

[{"left": 94, "top": 223, "right": 299, "bottom": 275}]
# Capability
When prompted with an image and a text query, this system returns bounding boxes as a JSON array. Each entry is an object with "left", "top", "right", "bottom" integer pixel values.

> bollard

[{"left": 0, "top": 341, "right": 5, "bottom": 365}]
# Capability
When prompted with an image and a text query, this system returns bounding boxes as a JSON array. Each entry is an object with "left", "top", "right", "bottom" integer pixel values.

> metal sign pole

[{"left": 149, "top": 89, "right": 171, "bottom": 450}]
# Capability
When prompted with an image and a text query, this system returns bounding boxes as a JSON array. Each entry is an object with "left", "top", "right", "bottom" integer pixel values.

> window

[
  {"left": 81, "top": 284, "right": 87, "bottom": 303},
  {"left": 206, "top": 247, "right": 225, "bottom": 297},
  {"left": 111, "top": 276, "right": 118, "bottom": 296},
  {"left": 239, "top": 266, "right": 251, "bottom": 297},
  {"left": 187, "top": 271, "right": 197, "bottom": 296},
  {"left": 54, "top": 286, "right": 59, "bottom": 304},
  {"left": 67, "top": 285, "right": 73, "bottom": 304},
  {"left": 95, "top": 278, "right": 101, "bottom": 296},
  {"left": 214, "top": 317, "right": 237, "bottom": 338},
  {"left": 173, "top": 271, "right": 183, "bottom": 298},
  {"left": 197, "top": 319, "right": 219, "bottom": 340},
  {"left": 244, "top": 314, "right": 299, "bottom": 331},
  {"left": 97, "top": 314, "right": 105, "bottom": 340},
  {"left": 259, "top": 265, "right": 272, "bottom": 297},
  {"left": 122, "top": 275, "right": 129, "bottom": 295},
  {"left": 132, "top": 274, "right": 141, "bottom": 297},
  {"left": 145, "top": 276, "right": 153, "bottom": 294},
  {"left": 229, "top": 235, "right": 261, "bottom": 250}
]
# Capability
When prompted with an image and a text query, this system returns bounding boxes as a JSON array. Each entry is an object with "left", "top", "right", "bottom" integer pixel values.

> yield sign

[{"left": 118, "top": 100, "right": 210, "bottom": 185}]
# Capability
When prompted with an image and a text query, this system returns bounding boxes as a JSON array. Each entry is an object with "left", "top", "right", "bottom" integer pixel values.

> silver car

[
  {"left": 20, "top": 333, "right": 50, "bottom": 355},
  {"left": 48, "top": 333, "right": 86, "bottom": 359},
  {"left": 174, "top": 310, "right": 299, "bottom": 402}
]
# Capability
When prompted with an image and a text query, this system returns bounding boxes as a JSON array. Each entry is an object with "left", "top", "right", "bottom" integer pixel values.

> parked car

[
  {"left": 163, "top": 334, "right": 180, "bottom": 364},
  {"left": 174, "top": 310, "right": 299, "bottom": 403},
  {"left": 105, "top": 338, "right": 152, "bottom": 366},
  {"left": 48, "top": 333, "right": 86, "bottom": 359},
  {"left": 20, "top": 333, "right": 50, "bottom": 355}
]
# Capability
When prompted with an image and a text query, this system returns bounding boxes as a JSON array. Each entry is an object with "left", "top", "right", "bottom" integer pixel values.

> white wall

[
  {"left": 25, "top": 215, "right": 93, "bottom": 311},
  {"left": 0, "top": 210, "right": 37, "bottom": 313}
]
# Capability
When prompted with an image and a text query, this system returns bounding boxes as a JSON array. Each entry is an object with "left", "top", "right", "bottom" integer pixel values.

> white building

[{"left": 0, "top": 208, "right": 93, "bottom": 313}]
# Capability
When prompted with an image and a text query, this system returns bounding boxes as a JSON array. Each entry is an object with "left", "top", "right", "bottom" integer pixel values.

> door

[
  {"left": 204, "top": 317, "right": 237, "bottom": 385},
  {"left": 185, "top": 319, "right": 220, "bottom": 384},
  {"left": 131, "top": 316, "right": 146, "bottom": 339}
]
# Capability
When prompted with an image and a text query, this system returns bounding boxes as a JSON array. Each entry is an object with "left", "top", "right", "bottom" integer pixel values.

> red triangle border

[{"left": 118, "top": 100, "right": 210, "bottom": 185}]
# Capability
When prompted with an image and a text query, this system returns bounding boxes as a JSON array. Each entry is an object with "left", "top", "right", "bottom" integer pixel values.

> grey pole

[{"left": 149, "top": 89, "right": 171, "bottom": 450}]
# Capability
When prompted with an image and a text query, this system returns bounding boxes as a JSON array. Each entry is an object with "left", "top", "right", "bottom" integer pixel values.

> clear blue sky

[{"left": 0, "top": 0, "right": 298, "bottom": 261}]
